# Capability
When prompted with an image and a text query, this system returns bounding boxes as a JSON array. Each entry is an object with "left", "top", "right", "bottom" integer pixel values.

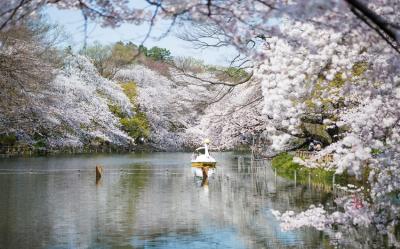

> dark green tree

[{"left": 146, "top": 46, "right": 172, "bottom": 61}]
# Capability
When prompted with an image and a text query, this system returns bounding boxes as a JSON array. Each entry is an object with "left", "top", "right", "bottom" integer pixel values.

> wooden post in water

[
  {"left": 294, "top": 170, "right": 297, "bottom": 187},
  {"left": 96, "top": 165, "right": 103, "bottom": 182}
]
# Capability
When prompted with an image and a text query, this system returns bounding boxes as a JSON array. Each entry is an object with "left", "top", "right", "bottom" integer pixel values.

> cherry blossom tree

[{"left": 1, "top": 0, "right": 400, "bottom": 244}]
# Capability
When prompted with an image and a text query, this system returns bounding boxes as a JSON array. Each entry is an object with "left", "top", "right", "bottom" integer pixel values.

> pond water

[{"left": 0, "top": 152, "right": 385, "bottom": 249}]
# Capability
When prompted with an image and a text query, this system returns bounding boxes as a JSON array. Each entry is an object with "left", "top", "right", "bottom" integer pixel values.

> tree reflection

[{"left": 0, "top": 153, "right": 392, "bottom": 249}]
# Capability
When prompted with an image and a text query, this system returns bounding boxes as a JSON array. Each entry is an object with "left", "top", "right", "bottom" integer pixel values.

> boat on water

[{"left": 191, "top": 139, "right": 216, "bottom": 177}]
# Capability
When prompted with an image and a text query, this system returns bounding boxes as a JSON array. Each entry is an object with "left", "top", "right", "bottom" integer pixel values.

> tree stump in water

[{"left": 96, "top": 165, "right": 103, "bottom": 180}]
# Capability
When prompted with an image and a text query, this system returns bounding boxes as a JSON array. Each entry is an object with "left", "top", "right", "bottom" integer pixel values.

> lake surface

[{"left": 0, "top": 152, "right": 383, "bottom": 249}]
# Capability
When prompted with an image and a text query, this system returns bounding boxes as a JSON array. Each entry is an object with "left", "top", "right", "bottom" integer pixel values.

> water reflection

[{"left": 0, "top": 152, "right": 386, "bottom": 248}]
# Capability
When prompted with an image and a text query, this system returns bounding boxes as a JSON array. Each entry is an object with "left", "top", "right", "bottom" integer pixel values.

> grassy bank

[{"left": 271, "top": 152, "right": 351, "bottom": 189}]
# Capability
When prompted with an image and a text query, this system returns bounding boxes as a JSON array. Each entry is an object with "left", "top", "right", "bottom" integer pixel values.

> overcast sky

[{"left": 45, "top": 6, "right": 237, "bottom": 66}]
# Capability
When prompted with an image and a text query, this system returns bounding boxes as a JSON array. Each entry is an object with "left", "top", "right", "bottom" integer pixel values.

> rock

[{"left": 301, "top": 122, "right": 332, "bottom": 145}]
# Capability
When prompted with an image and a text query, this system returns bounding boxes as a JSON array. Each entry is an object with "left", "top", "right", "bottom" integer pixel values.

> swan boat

[{"left": 191, "top": 139, "right": 216, "bottom": 177}]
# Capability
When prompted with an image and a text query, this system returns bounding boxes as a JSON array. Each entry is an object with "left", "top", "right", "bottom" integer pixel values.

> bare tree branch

[{"left": 345, "top": 0, "right": 400, "bottom": 53}]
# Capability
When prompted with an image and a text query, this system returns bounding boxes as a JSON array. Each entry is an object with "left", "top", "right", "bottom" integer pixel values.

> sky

[{"left": 45, "top": 6, "right": 238, "bottom": 66}]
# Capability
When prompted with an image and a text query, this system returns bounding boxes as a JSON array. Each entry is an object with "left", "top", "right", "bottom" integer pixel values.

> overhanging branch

[{"left": 345, "top": 0, "right": 400, "bottom": 53}]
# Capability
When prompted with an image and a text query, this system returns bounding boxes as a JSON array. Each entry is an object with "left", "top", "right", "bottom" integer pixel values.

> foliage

[
  {"left": 271, "top": 152, "right": 301, "bottom": 175},
  {"left": 33, "top": 139, "right": 47, "bottom": 148},
  {"left": 352, "top": 62, "right": 368, "bottom": 77},
  {"left": 138, "top": 45, "right": 148, "bottom": 55},
  {"left": 271, "top": 152, "right": 349, "bottom": 187},
  {"left": 146, "top": 46, "right": 172, "bottom": 61},
  {"left": 3, "top": 0, "right": 400, "bottom": 244},
  {"left": 82, "top": 41, "right": 138, "bottom": 78},
  {"left": 218, "top": 67, "right": 250, "bottom": 83},
  {"left": 0, "top": 133, "right": 17, "bottom": 145},
  {"left": 110, "top": 42, "right": 138, "bottom": 67},
  {"left": 83, "top": 41, "right": 174, "bottom": 78},
  {"left": 114, "top": 64, "right": 220, "bottom": 150},
  {"left": 113, "top": 81, "right": 150, "bottom": 140},
  {"left": 0, "top": 17, "right": 59, "bottom": 121},
  {"left": 371, "top": 148, "right": 383, "bottom": 155},
  {"left": 81, "top": 42, "right": 111, "bottom": 76},
  {"left": 108, "top": 103, "right": 125, "bottom": 119},
  {"left": 120, "top": 113, "right": 150, "bottom": 139},
  {"left": 140, "top": 58, "right": 171, "bottom": 78},
  {"left": 120, "top": 81, "right": 138, "bottom": 104},
  {"left": 4, "top": 53, "right": 135, "bottom": 149},
  {"left": 0, "top": 16, "right": 68, "bottom": 149}
]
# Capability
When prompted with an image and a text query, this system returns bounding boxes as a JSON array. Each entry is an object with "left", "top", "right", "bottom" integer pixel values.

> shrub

[
  {"left": 33, "top": 139, "right": 46, "bottom": 148},
  {"left": 140, "top": 58, "right": 171, "bottom": 78},
  {"left": 120, "top": 81, "right": 137, "bottom": 104},
  {"left": 108, "top": 103, "right": 125, "bottom": 119},
  {"left": 352, "top": 61, "right": 368, "bottom": 77},
  {"left": 217, "top": 67, "right": 250, "bottom": 83},
  {"left": 120, "top": 113, "right": 150, "bottom": 140},
  {"left": 112, "top": 81, "right": 150, "bottom": 140},
  {"left": 0, "top": 133, "right": 17, "bottom": 145}
]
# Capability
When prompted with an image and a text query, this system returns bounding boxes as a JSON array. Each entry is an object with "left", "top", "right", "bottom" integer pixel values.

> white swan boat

[{"left": 191, "top": 139, "right": 216, "bottom": 177}]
